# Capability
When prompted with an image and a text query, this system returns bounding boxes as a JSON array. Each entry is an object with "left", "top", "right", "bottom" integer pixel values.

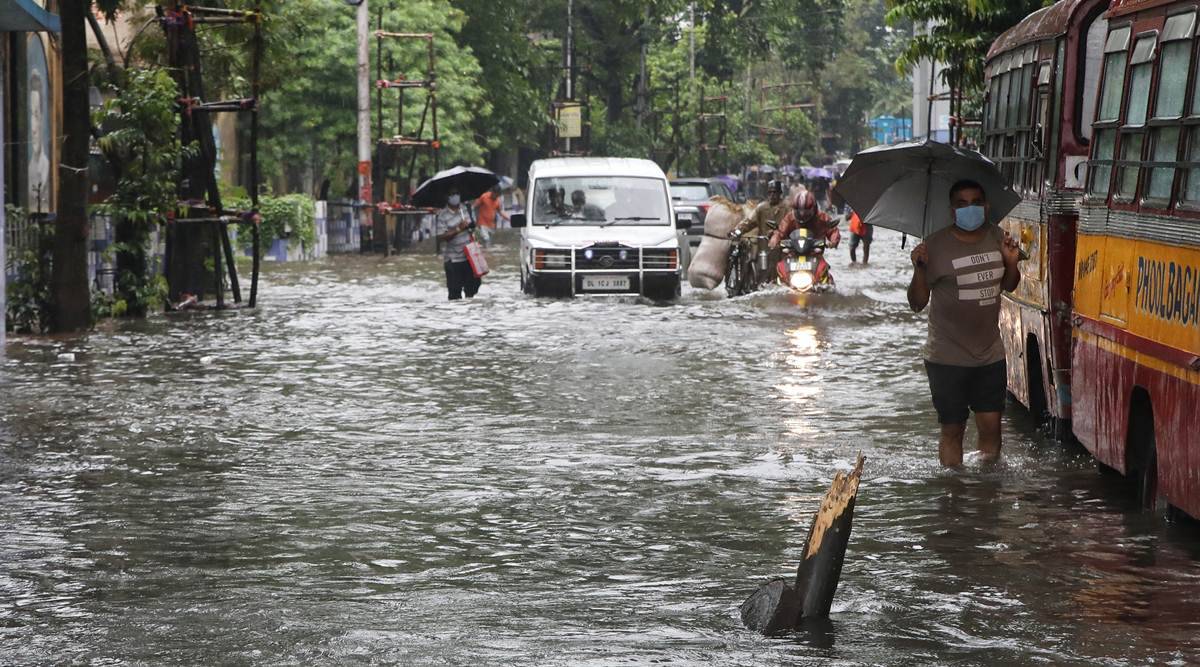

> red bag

[{"left": 464, "top": 236, "right": 490, "bottom": 278}]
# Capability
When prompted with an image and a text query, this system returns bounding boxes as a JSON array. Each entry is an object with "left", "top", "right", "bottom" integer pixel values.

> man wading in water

[{"left": 908, "top": 180, "right": 1021, "bottom": 467}]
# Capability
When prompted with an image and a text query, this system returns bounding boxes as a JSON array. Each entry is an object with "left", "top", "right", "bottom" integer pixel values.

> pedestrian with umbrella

[
  {"left": 834, "top": 140, "right": 1023, "bottom": 468},
  {"left": 416, "top": 166, "right": 500, "bottom": 301}
]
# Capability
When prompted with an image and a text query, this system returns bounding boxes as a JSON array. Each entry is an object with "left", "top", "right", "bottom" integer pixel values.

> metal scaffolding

[
  {"left": 372, "top": 28, "right": 440, "bottom": 253},
  {"left": 697, "top": 86, "right": 728, "bottom": 176},
  {"left": 159, "top": 1, "right": 263, "bottom": 308}
]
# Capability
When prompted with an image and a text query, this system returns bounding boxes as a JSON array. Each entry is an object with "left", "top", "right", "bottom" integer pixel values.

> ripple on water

[{"left": 2, "top": 230, "right": 1200, "bottom": 664}]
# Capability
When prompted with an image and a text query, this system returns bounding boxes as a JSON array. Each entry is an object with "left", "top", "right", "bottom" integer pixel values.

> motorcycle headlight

[{"left": 790, "top": 271, "right": 815, "bottom": 292}]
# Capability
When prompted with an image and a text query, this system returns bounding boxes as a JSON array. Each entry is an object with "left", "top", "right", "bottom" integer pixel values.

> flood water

[{"left": 3, "top": 229, "right": 1200, "bottom": 665}]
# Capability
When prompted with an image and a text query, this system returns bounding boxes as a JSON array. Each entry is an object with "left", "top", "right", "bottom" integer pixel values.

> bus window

[
  {"left": 1154, "top": 13, "right": 1194, "bottom": 118},
  {"left": 1007, "top": 63, "right": 1023, "bottom": 126},
  {"left": 1116, "top": 134, "right": 1144, "bottom": 198},
  {"left": 1182, "top": 130, "right": 1200, "bottom": 203},
  {"left": 1091, "top": 129, "right": 1117, "bottom": 194},
  {"left": 1080, "top": 16, "right": 1109, "bottom": 141},
  {"left": 1098, "top": 27, "right": 1131, "bottom": 123},
  {"left": 1146, "top": 12, "right": 1195, "bottom": 202},
  {"left": 1125, "top": 36, "right": 1157, "bottom": 126},
  {"left": 1148, "top": 127, "right": 1181, "bottom": 200},
  {"left": 1114, "top": 35, "right": 1156, "bottom": 199}
]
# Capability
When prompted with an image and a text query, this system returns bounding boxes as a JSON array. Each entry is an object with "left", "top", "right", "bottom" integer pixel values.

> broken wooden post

[{"left": 740, "top": 454, "right": 865, "bottom": 635}]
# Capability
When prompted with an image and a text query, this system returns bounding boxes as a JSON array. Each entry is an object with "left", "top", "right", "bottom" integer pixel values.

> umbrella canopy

[
  {"left": 714, "top": 174, "right": 741, "bottom": 193},
  {"left": 800, "top": 166, "right": 833, "bottom": 180},
  {"left": 833, "top": 140, "right": 1020, "bottom": 239},
  {"left": 411, "top": 165, "right": 499, "bottom": 208}
]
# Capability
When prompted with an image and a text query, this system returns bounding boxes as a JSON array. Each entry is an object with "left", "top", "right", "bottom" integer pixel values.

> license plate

[{"left": 582, "top": 275, "right": 630, "bottom": 291}]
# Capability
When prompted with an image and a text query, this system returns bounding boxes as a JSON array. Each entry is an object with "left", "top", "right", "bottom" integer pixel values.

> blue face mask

[{"left": 954, "top": 205, "right": 986, "bottom": 232}]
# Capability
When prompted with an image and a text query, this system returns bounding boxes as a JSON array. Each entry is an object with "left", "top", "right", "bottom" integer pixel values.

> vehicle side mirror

[
  {"left": 675, "top": 213, "right": 692, "bottom": 230},
  {"left": 511, "top": 213, "right": 527, "bottom": 228}
]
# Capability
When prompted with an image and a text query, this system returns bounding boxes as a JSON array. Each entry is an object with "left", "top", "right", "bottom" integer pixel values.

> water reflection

[{"left": 1, "top": 230, "right": 1199, "bottom": 664}]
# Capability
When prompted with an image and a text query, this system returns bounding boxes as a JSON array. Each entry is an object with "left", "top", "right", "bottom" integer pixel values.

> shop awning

[{"left": 0, "top": 0, "right": 62, "bottom": 32}]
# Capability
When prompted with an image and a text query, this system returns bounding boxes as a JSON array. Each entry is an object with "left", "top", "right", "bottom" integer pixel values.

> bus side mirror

[{"left": 511, "top": 213, "right": 527, "bottom": 228}]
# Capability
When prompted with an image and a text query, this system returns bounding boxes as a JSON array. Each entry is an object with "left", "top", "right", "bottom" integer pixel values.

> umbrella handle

[{"left": 902, "top": 233, "right": 907, "bottom": 249}]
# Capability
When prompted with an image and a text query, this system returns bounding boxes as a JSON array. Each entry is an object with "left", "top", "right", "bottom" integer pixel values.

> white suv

[{"left": 511, "top": 157, "right": 688, "bottom": 300}]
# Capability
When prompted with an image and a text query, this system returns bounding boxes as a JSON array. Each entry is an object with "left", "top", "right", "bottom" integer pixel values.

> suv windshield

[
  {"left": 532, "top": 176, "right": 669, "bottom": 226},
  {"left": 670, "top": 184, "right": 711, "bottom": 200}
]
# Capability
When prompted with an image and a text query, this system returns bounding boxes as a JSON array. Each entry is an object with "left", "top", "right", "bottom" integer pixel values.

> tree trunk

[
  {"left": 739, "top": 455, "right": 865, "bottom": 635},
  {"left": 51, "top": 0, "right": 93, "bottom": 332}
]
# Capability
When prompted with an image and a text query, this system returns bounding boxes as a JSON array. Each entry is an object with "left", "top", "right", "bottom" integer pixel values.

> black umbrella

[{"left": 411, "top": 165, "right": 499, "bottom": 208}]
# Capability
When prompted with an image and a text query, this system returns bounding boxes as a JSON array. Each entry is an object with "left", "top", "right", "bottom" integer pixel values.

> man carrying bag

[{"left": 435, "top": 188, "right": 485, "bottom": 300}]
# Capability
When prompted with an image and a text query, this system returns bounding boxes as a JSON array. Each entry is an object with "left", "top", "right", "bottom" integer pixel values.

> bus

[
  {"left": 986, "top": 0, "right": 1200, "bottom": 519},
  {"left": 984, "top": 0, "right": 1111, "bottom": 439}
]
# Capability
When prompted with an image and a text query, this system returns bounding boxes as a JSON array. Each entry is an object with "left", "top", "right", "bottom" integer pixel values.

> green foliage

[
  {"left": 885, "top": 0, "right": 1052, "bottom": 97},
  {"left": 4, "top": 207, "right": 53, "bottom": 334},
  {"left": 228, "top": 193, "right": 317, "bottom": 256},
  {"left": 824, "top": 0, "right": 912, "bottom": 152},
  {"left": 93, "top": 67, "right": 187, "bottom": 317},
  {"left": 253, "top": 0, "right": 489, "bottom": 193},
  {"left": 452, "top": 0, "right": 556, "bottom": 151}
]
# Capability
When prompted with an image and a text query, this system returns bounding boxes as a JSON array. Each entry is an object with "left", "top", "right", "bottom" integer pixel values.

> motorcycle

[{"left": 777, "top": 228, "right": 834, "bottom": 294}]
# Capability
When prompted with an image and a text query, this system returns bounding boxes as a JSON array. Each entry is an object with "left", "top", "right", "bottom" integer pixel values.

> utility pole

[
  {"left": 688, "top": 3, "right": 695, "bottom": 83},
  {"left": 565, "top": 0, "right": 574, "bottom": 154},
  {"left": 356, "top": 0, "right": 372, "bottom": 247},
  {"left": 637, "top": 30, "right": 647, "bottom": 131}
]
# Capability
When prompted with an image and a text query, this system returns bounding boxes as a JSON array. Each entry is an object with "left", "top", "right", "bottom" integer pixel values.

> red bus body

[{"left": 987, "top": 0, "right": 1200, "bottom": 518}]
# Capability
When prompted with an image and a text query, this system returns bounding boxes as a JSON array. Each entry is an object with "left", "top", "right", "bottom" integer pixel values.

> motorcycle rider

[
  {"left": 769, "top": 190, "right": 840, "bottom": 250},
  {"left": 728, "top": 179, "right": 789, "bottom": 288}
]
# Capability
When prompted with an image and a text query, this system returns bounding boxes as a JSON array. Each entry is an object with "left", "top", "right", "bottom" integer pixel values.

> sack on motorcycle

[
  {"left": 688, "top": 236, "right": 732, "bottom": 289},
  {"left": 688, "top": 199, "right": 745, "bottom": 290},
  {"left": 704, "top": 198, "right": 744, "bottom": 237}
]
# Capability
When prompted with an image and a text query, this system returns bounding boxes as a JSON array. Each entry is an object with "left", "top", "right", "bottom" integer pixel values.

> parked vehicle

[
  {"left": 985, "top": 0, "right": 1200, "bottom": 519},
  {"left": 777, "top": 228, "right": 834, "bottom": 294},
  {"left": 670, "top": 178, "right": 737, "bottom": 247},
  {"left": 511, "top": 158, "right": 688, "bottom": 300}
]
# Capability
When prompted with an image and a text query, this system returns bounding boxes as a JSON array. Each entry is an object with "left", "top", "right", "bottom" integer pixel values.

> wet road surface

[{"left": 3, "top": 229, "right": 1200, "bottom": 665}]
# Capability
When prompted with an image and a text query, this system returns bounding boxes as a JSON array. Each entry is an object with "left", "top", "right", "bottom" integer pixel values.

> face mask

[
  {"left": 448, "top": 195, "right": 461, "bottom": 206},
  {"left": 954, "top": 205, "right": 986, "bottom": 232}
]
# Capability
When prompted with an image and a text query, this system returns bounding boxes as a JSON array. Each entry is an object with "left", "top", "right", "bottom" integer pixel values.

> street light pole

[{"left": 356, "top": 0, "right": 372, "bottom": 247}]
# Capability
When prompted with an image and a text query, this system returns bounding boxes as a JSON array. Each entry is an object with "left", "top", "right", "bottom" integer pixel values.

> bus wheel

[
  {"left": 1127, "top": 394, "right": 1161, "bottom": 512},
  {"left": 1026, "top": 337, "right": 1053, "bottom": 435}
]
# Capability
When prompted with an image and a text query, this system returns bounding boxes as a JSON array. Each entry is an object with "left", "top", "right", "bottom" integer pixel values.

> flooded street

[{"left": 3, "top": 229, "right": 1200, "bottom": 665}]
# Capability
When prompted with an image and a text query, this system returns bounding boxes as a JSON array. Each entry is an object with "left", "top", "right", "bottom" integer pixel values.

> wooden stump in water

[{"left": 739, "top": 455, "right": 865, "bottom": 635}]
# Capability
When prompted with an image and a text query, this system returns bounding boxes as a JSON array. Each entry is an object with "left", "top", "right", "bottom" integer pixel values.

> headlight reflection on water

[{"left": 777, "top": 326, "right": 823, "bottom": 441}]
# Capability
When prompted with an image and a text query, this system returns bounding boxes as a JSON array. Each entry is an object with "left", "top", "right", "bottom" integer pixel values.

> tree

[
  {"left": 51, "top": 0, "right": 94, "bottom": 332},
  {"left": 451, "top": 0, "right": 554, "bottom": 156},
  {"left": 93, "top": 69, "right": 184, "bottom": 316},
  {"left": 824, "top": 0, "right": 911, "bottom": 154},
  {"left": 885, "top": 0, "right": 1051, "bottom": 142}
]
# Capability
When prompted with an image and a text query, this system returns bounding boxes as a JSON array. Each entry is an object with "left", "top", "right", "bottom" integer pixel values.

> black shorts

[{"left": 924, "top": 359, "right": 1007, "bottom": 424}]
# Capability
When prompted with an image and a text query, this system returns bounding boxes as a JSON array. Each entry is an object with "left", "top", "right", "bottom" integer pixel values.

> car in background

[{"left": 669, "top": 178, "right": 736, "bottom": 247}]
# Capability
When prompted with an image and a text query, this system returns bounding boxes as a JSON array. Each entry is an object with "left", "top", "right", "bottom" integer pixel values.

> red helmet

[{"left": 792, "top": 190, "right": 817, "bottom": 220}]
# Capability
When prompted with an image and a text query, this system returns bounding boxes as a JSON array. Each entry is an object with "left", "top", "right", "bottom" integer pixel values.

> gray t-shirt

[
  {"left": 434, "top": 206, "right": 470, "bottom": 263},
  {"left": 922, "top": 224, "right": 1007, "bottom": 367}
]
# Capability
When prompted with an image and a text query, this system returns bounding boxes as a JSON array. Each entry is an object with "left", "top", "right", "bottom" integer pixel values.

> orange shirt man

[{"left": 474, "top": 186, "right": 509, "bottom": 229}]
